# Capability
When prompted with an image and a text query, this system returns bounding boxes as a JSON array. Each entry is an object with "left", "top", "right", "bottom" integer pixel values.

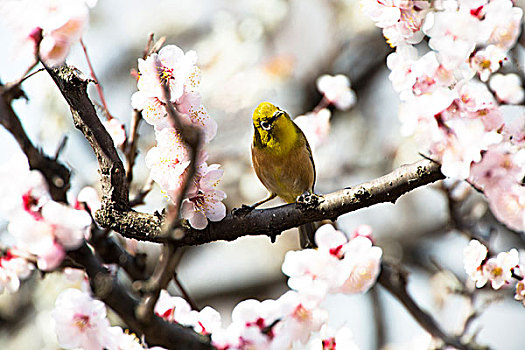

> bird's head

[{"left": 252, "top": 102, "right": 296, "bottom": 149}]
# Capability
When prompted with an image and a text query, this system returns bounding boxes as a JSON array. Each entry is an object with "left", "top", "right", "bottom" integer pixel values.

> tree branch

[
  {"left": 68, "top": 243, "right": 213, "bottom": 350},
  {"left": 45, "top": 64, "right": 129, "bottom": 208},
  {"left": 0, "top": 81, "right": 70, "bottom": 202},
  {"left": 378, "top": 262, "right": 478, "bottom": 350}
]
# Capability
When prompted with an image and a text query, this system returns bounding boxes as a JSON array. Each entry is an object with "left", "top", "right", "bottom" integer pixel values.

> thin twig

[
  {"left": 173, "top": 271, "right": 199, "bottom": 311},
  {"left": 80, "top": 39, "right": 113, "bottom": 120},
  {"left": 125, "top": 109, "right": 142, "bottom": 184}
]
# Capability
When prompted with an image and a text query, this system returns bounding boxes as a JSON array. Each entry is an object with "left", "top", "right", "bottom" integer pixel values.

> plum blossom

[
  {"left": 104, "top": 118, "right": 127, "bottom": 148},
  {"left": 316, "top": 75, "right": 356, "bottom": 110},
  {"left": 469, "top": 45, "right": 506, "bottom": 82},
  {"left": 52, "top": 288, "right": 115, "bottom": 350},
  {"left": 463, "top": 239, "right": 488, "bottom": 287},
  {"left": 481, "top": 249, "right": 520, "bottom": 289},
  {"left": 1, "top": 0, "right": 96, "bottom": 66},
  {"left": 136, "top": 45, "right": 199, "bottom": 103},
  {"left": 107, "top": 327, "right": 144, "bottom": 350},
  {"left": 0, "top": 250, "right": 33, "bottom": 294},
  {"left": 484, "top": 182, "right": 525, "bottom": 232},
  {"left": 181, "top": 163, "right": 226, "bottom": 230},
  {"left": 282, "top": 224, "right": 382, "bottom": 297},
  {"left": 155, "top": 290, "right": 221, "bottom": 335},
  {"left": 297, "top": 325, "right": 360, "bottom": 350},
  {"left": 437, "top": 118, "right": 502, "bottom": 179},
  {"left": 515, "top": 280, "right": 525, "bottom": 307},
  {"left": 145, "top": 127, "right": 191, "bottom": 193},
  {"left": 175, "top": 92, "right": 217, "bottom": 143},
  {"left": 489, "top": 73, "right": 525, "bottom": 105},
  {"left": 294, "top": 108, "right": 331, "bottom": 150}
]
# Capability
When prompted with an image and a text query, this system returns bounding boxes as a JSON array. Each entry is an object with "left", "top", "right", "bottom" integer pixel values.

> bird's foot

[
  {"left": 232, "top": 204, "right": 255, "bottom": 217},
  {"left": 296, "top": 192, "right": 321, "bottom": 210}
]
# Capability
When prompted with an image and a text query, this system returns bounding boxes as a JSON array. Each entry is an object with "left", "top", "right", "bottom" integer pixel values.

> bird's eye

[{"left": 260, "top": 120, "right": 271, "bottom": 130}]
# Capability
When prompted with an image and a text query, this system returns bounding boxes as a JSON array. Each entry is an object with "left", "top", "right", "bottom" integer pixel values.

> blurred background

[{"left": 0, "top": 0, "right": 524, "bottom": 349}]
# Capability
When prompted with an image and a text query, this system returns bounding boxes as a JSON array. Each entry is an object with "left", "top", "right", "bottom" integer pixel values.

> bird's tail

[{"left": 298, "top": 222, "right": 317, "bottom": 249}]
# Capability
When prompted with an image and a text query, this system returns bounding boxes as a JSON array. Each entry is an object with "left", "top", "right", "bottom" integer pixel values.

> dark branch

[
  {"left": 0, "top": 81, "right": 70, "bottom": 202},
  {"left": 378, "top": 262, "right": 478, "bottom": 350},
  {"left": 68, "top": 243, "right": 213, "bottom": 350},
  {"left": 45, "top": 64, "right": 129, "bottom": 208}
]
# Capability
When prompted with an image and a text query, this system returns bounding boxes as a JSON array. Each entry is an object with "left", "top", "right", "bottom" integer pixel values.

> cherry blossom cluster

[
  {"left": 294, "top": 74, "right": 356, "bottom": 150},
  {"left": 463, "top": 239, "right": 525, "bottom": 306},
  {"left": 52, "top": 288, "right": 156, "bottom": 350},
  {"left": 131, "top": 45, "right": 226, "bottom": 230},
  {"left": 152, "top": 224, "right": 380, "bottom": 349},
  {"left": 0, "top": 156, "right": 91, "bottom": 278},
  {"left": 362, "top": 0, "right": 525, "bottom": 231},
  {"left": 0, "top": 0, "right": 97, "bottom": 66}
]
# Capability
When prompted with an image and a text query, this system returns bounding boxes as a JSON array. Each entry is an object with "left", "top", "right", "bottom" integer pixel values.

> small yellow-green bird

[{"left": 250, "top": 102, "right": 316, "bottom": 248}]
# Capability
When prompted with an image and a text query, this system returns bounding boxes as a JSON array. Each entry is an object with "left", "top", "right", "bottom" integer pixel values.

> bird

[{"left": 249, "top": 101, "right": 316, "bottom": 248}]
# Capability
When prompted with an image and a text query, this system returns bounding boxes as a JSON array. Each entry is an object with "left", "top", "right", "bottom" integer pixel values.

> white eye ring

[{"left": 260, "top": 121, "right": 271, "bottom": 130}]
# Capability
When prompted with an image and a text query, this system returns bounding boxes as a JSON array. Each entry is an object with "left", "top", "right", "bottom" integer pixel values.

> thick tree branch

[
  {"left": 100, "top": 158, "right": 444, "bottom": 245},
  {"left": 45, "top": 64, "right": 129, "bottom": 208}
]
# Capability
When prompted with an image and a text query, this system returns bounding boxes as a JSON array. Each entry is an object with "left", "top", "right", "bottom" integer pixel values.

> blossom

[
  {"left": 336, "top": 236, "right": 382, "bottom": 294},
  {"left": 175, "top": 92, "right": 217, "bottom": 143},
  {"left": 489, "top": 74, "right": 525, "bottom": 105},
  {"left": 481, "top": 249, "right": 520, "bottom": 290},
  {"left": 104, "top": 118, "right": 127, "bottom": 148},
  {"left": 463, "top": 239, "right": 488, "bottom": 286},
  {"left": 181, "top": 163, "right": 226, "bottom": 230},
  {"left": 0, "top": 250, "right": 33, "bottom": 294},
  {"left": 131, "top": 92, "right": 167, "bottom": 126},
  {"left": 298, "top": 324, "right": 359, "bottom": 350},
  {"left": 316, "top": 74, "right": 356, "bottom": 110},
  {"left": 136, "top": 45, "right": 199, "bottom": 103},
  {"left": 293, "top": 108, "right": 331, "bottom": 150},
  {"left": 438, "top": 119, "right": 502, "bottom": 179},
  {"left": 52, "top": 288, "right": 115, "bottom": 350},
  {"left": 485, "top": 181, "right": 525, "bottom": 232},
  {"left": 145, "top": 127, "right": 191, "bottom": 193},
  {"left": 107, "top": 327, "right": 144, "bottom": 350},
  {"left": 469, "top": 45, "right": 506, "bottom": 82},
  {"left": 155, "top": 290, "right": 221, "bottom": 335},
  {"left": 282, "top": 224, "right": 382, "bottom": 297},
  {"left": 1, "top": 0, "right": 95, "bottom": 66},
  {"left": 515, "top": 280, "right": 525, "bottom": 307}
]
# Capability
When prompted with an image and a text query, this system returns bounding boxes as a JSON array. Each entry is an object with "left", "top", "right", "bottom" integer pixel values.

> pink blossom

[
  {"left": 485, "top": 181, "right": 525, "bottom": 232},
  {"left": 52, "top": 288, "right": 115, "bottom": 350},
  {"left": 76, "top": 186, "right": 102, "bottom": 215},
  {"left": 41, "top": 200, "right": 91, "bottom": 249},
  {"left": 482, "top": 0, "right": 523, "bottom": 50},
  {"left": 145, "top": 127, "right": 191, "bottom": 193},
  {"left": 437, "top": 119, "right": 502, "bottom": 179},
  {"left": 293, "top": 108, "right": 331, "bottom": 150},
  {"left": 136, "top": 45, "right": 199, "bottom": 103},
  {"left": 0, "top": 250, "right": 33, "bottom": 294},
  {"left": 316, "top": 74, "right": 356, "bottom": 110},
  {"left": 107, "top": 327, "right": 143, "bottom": 350},
  {"left": 336, "top": 236, "right": 382, "bottom": 294},
  {"left": 489, "top": 73, "right": 525, "bottom": 105},
  {"left": 515, "top": 280, "right": 525, "bottom": 307},
  {"left": 104, "top": 118, "right": 127, "bottom": 148},
  {"left": 1, "top": 0, "right": 94, "bottom": 66},
  {"left": 276, "top": 291, "right": 327, "bottom": 347},
  {"left": 175, "top": 92, "right": 217, "bottom": 143},
  {"left": 131, "top": 91, "right": 167, "bottom": 126},
  {"left": 154, "top": 290, "right": 221, "bottom": 335},
  {"left": 482, "top": 249, "right": 520, "bottom": 289},
  {"left": 424, "top": 10, "right": 481, "bottom": 69},
  {"left": 469, "top": 45, "right": 506, "bottom": 82},
  {"left": 298, "top": 324, "right": 360, "bottom": 350},
  {"left": 463, "top": 239, "right": 488, "bottom": 287},
  {"left": 181, "top": 163, "right": 226, "bottom": 230}
]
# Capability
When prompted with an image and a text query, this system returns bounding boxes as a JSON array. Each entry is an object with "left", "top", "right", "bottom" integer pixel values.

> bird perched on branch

[{"left": 249, "top": 101, "right": 317, "bottom": 248}]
